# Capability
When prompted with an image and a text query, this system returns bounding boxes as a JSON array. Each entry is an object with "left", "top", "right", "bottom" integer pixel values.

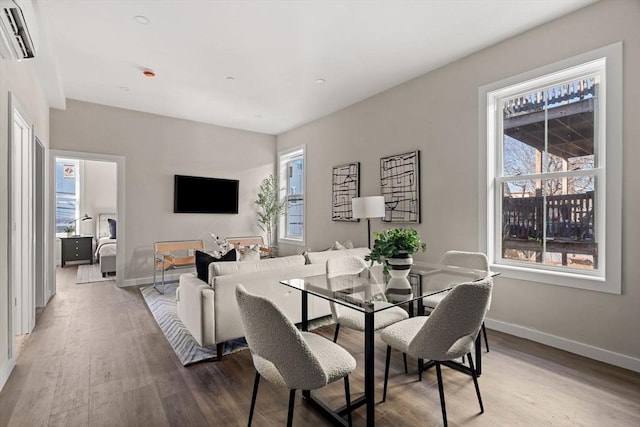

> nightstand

[{"left": 61, "top": 236, "right": 93, "bottom": 267}]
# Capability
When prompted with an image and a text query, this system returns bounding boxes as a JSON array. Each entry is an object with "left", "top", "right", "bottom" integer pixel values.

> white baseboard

[
  {"left": 485, "top": 318, "right": 640, "bottom": 373},
  {"left": 0, "top": 358, "right": 16, "bottom": 392},
  {"left": 121, "top": 272, "right": 184, "bottom": 288}
]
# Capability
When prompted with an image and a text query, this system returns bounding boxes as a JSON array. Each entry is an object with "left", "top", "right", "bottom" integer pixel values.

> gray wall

[
  {"left": 82, "top": 159, "right": 117, "bottom": 236},
  {"left": 50, "top": 100, "right": 276, "bottom": 283},
  {"left": 277, "top": 0, "right": 640, "bottom": 365}
]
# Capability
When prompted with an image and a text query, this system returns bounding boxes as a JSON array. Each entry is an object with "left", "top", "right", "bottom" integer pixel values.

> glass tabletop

[{"left": 280, "top": 262, "right": 492, "bottom": 314}]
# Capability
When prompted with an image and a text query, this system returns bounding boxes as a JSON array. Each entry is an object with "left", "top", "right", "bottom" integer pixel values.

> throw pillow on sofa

[
  {"left": 239, "top": 244, "right": 261, "bottom": 262},
  {"left": 195, "top": 249, "right": 237, "bottom": 282}
]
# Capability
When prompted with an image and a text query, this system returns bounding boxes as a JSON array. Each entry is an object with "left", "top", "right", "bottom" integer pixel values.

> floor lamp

[{"left": 352, "top": 196, "right": 385, "bottom": 249}]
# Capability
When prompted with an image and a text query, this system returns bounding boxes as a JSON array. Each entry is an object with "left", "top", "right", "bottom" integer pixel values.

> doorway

[{"left": 49, "top": 150, "right": 125, "bottom": 293}]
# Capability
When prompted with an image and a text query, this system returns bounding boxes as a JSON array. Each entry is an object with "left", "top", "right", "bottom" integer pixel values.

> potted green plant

[
  {"left": 365, "top": 227, "right": 427, "bottom": 270},
  {"left": 365, "top": 228, "right": 427, "bottom": 302},
  {"left": 63, "top": 225, "right": 75, "bottom": 237},
  {"left": 255, "top": 174, "right": 287, "bottom": 255}
]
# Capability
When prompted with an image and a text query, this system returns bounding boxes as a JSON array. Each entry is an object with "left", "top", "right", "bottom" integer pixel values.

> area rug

[
  {"left": 76, "top": 264, "right": 114, "bottom": 284},
  {"left": 140, "top": 283, "right": 248, "bottom": 366}
]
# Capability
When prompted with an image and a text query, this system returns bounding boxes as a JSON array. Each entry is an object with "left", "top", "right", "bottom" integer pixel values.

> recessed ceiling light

[
  {"left": 143, "top": 69, "right": 155, "bottom": 77},
  {"left": 134, "top": 15, "right": 150, "bottom": 24},
  {"left": 315, "top": 78, "right": 326, "bottom": 84},
  {"left": 226, "top": 76, "right": 235, "bottom": 81}
]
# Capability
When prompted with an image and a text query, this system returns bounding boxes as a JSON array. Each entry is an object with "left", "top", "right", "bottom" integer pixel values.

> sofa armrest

[{"left": 177, "top": 273, "right": 215, "bottom": 347}]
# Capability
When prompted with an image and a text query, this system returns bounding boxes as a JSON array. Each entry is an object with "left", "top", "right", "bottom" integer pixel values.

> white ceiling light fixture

[{"left": 315, "top": 78, "right": 326, "bottom": 84}]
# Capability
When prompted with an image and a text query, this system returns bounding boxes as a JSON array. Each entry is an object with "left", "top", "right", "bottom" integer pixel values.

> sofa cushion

[
  {"left": 210, "top": 254, "right": 306, "bottom": 280},
  {"left": 195, "top": 249, "right": 237, "bottom": 282},
  {"left": 305, "top": 247, "right": 371, "bottom": 265}
]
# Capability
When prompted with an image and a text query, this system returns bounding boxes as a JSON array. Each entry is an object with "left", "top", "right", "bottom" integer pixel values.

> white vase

[{"left": 385, "top": 252, "right": 413, "bottom": 302}]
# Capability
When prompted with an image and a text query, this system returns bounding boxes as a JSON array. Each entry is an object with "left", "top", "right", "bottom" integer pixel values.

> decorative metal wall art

[
  {"left": 380, "top": 150, "right": 420, "bottom": 223},
  {"left": 331, "top": 162, "right": 360, "bottom": 221}
]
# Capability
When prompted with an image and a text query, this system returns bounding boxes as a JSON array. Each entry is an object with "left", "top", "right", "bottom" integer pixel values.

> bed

[{"left": 95, "top": 213, "right": 117, "bottom": 277}]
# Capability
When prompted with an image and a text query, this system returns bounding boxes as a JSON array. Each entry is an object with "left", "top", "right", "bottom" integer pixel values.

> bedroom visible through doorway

[{"left": 52, "top": 153, "right": 121, "bottom": 289}]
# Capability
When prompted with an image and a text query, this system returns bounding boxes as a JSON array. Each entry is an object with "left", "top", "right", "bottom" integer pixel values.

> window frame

[
  {"left": 278, "top": 145, "right": 306, "bottom": 245},
  {"left": 479, "top": 42, "right": 622, "bottom": 294}
]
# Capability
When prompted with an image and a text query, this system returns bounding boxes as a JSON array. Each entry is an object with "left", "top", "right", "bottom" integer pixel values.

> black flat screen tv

[{"left": 174, "top": 175, "right": 239, "bottom": 214}]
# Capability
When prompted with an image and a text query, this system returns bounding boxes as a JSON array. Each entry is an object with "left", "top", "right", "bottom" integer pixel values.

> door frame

[
  {"left": 34, "top": 137, "right": 45, "bottom": 308},
  {"left": 7, "top": 94, "right": 36, "bottom": 348},
  {"left": 48, "top": 150, "right": 125, "bottom": 293}
]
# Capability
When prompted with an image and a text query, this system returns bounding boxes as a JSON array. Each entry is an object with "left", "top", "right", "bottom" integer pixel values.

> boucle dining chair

[
  {"left": 423, "top": 250, "right": 492, "bottom": 352},
  {"left": 235, "top": 284, "right": 356, "bottom": 427},
  {"left": 381, "top": 278, "right": 493, "bottom": 427},
  {"left": 326, "top": 256, "right": 409, "bottom": 343}
]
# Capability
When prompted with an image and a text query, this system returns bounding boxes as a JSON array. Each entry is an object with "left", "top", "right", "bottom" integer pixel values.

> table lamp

[
  {"left": 352, "top": 196, "right": 385, "bottom": 249},
  {"left": 69, "top": 213, "right": 92, "bottom": 237}
]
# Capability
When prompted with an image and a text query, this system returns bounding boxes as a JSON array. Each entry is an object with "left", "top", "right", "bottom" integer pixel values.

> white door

[{"left": 10, "top": 108, "right": 35, "bottom": 336}]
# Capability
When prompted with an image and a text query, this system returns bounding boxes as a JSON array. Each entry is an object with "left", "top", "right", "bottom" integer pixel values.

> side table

[{"left": 61, "top": 236, "right": 93, "bottom": 267}]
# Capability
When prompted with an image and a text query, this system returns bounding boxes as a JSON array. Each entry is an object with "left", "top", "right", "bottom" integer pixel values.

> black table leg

[
  {"left": 302, "top": 292, "right": 310, "bottom": 399},
  {"left": 301, "top": 291, "right": 308, "bottom": 332},
  {"left": 364, "top": 311, "right": 375, "bottom": 426}
]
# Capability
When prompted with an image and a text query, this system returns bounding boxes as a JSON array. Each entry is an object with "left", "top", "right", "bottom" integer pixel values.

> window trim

[
  {"left": 278, "top": 145, "right": 306, "bottom": 246},
  {"left": 54, "top": 158, "right": 83, "bottom": 238},
  {"left": 479, "top": 42, "right": 622, "bottom": 294}
]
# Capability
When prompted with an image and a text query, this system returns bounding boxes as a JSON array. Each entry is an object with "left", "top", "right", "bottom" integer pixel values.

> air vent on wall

[{"left": 0, "top": 0, "right": 37, "bottom": 60}]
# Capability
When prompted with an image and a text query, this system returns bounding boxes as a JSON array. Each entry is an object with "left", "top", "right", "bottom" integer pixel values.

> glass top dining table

[{"left": 280, "top": 262, "right": 494, "bottom": 427}]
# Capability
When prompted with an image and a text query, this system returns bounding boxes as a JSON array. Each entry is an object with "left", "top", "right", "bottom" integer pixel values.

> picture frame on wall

[
  {"left": 380, "top": 150, "right": 420, "bottom": 223},
  {"left": 331, "top": 162, "right": 360, "bottom": 221}
]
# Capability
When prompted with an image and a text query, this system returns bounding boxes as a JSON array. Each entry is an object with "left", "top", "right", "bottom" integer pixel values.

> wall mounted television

[{"left": 174, "top": 175, "right": 239, "bottom": 214}]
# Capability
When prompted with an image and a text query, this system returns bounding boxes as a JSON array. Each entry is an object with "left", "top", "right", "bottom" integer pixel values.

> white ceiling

[{"left": 32, "top": 0, "right": 596, "bottom": 135}]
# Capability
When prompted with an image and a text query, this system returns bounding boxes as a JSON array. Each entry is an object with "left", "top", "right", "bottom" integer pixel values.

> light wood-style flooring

[{"left": 0, "top": 266, "right": 639, "bottom": 426}]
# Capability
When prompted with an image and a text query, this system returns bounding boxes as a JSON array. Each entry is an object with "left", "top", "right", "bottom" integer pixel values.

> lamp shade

[{"left": 352, "top": 196, "right": 385, "bottom": 219}]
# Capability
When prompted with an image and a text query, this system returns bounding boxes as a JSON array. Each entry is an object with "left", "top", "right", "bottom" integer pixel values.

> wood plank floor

[{"left": 1, "top": 266, "right": 639, "bottom": 426}]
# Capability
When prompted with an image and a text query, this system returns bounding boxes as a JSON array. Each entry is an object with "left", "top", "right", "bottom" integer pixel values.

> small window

[
  {"left": 481, "top": 43, "right": 622, "bottom": 293},
  {"left": 279, "top": 146, "right": 305, "bottom": 243}
]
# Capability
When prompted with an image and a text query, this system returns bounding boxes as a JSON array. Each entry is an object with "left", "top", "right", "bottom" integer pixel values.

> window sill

[
  {"left": 491, "top": 263, "right": 620, "bottom": 294},
  {"left": 278, "top": 237, "right": 305, "bottom": 246}
]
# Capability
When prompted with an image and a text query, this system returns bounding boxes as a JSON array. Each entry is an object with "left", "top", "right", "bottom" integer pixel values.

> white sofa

[{"left": 176, "top": 247, "right": 371, "bottom": 359}]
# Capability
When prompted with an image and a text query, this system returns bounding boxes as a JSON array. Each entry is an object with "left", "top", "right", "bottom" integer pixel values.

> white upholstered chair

[
  {"left": 235, "top": 284, "right": 356, "bottom": 427},
  {"left": 326, "top": 256, "right": 409, "bottom": 343},
  {"left": 381, "top": 278, "right": 493, "bottom": 427},
  {"left": 423, "top": 250, "right": 492, "bottom": 352}
]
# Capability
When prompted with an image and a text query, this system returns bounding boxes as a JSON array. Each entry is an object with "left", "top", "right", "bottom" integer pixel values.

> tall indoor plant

[
  {"left": 365, "top": 228, "right": 427, "bottom": 302},
  {"left": 255, "top": 174, "right": 286, "bottom": 254}
]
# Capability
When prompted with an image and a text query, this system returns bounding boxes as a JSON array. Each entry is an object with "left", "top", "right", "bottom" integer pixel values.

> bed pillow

[
  {"left": 195, "top": 249, "right": 237, "bottom": 282},
  {"left": 107, "top": 218, "right": 117, "bottom": 239}
]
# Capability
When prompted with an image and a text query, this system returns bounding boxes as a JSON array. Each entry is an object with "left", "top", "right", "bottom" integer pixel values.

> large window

[
  {"left": 279, "top": 146, "right": 305, "bottom": 243},
  {"left": 481, "top": 43, "right": 621, "bottom": 293},
  {"left": 55, "top": 159, "right": 80, "bottom": 234}
]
